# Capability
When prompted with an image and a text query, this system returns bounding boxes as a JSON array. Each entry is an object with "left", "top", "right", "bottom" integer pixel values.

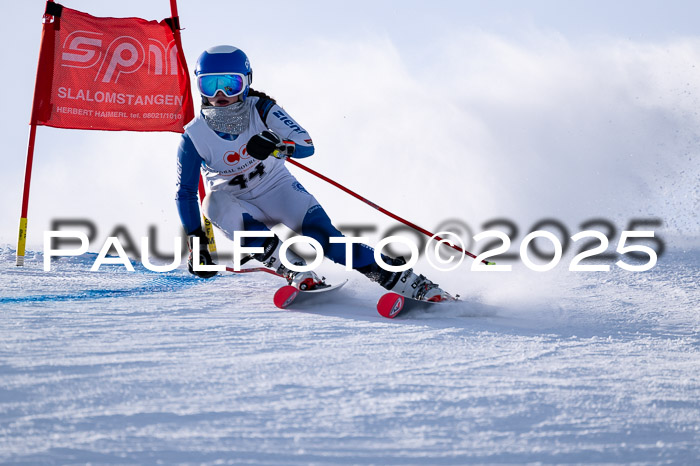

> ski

[
  {"left": 376, "top": 292, "right": 455, "bottom": 319},
  {"left": 273, "top": 279, "right": 348, "bottom": 309}
]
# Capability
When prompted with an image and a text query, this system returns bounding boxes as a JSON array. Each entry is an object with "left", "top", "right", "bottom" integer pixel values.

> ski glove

[
  {"left": 187, "top": 228, "right": 218, "bottom": 279},
  {"left": 247, "top": 130, "right": 295, "bottom": 160}
]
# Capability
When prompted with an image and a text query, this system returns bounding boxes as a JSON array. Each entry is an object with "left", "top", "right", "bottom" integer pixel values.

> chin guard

[{"left": 201, "top": 100, "right": 252, "bottom": 135}]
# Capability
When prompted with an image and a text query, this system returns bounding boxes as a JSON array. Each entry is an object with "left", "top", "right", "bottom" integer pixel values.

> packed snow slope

[{"left": 1, "top": 246, "right": 698, "bottom": 464}]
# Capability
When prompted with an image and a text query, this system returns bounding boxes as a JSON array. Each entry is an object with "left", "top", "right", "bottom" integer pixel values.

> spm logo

[{"left": 61, "top": 30, "right": 179, "bottom": 83}]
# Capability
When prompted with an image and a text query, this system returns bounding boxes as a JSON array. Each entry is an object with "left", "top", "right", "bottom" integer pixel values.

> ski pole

[
  {"left": 225, "top": 266, "right": 284, "bottom": 277},
  {"left": 285, "top": 158, "right": 493, "bottom": 265}
]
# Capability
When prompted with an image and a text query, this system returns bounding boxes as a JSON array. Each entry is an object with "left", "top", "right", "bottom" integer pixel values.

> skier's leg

[
  {"left": 247, "top": 177, "right": 452, "bottom": 299},
  {"left": 202, "top": 189, "right": 268, "bottom": 244},
  {"left": 244, "top": 174, "right": 373, "bottom": 267},
  {"left": 236, "top": 178, "right": 327, "bottom": 288},
  {"left": 300, "top": 204, "right": 374, "bottom": 268},
  {"left": 202, "top": 189, "right": 311, "bottom": 284},
  {"left": 301, "top": 204, "right": 453, "bottom": 301}
]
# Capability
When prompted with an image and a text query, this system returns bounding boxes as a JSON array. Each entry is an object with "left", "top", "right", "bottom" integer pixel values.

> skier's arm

[
  {"left": 175, "top": 133, "right": 204, "bottom": 235},
  {"left": 262, "top": 104, "right": 314, "bottom": 158}
]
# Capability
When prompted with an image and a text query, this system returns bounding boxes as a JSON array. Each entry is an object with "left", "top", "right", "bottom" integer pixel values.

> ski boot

[
  {"left": 254, "top": 236, "right": 325, "bottom": 290},
  {"left": 358, "top": 257, "right": 454, "bottom": 302},
  {"left": 390, "top": 269, "right": 454, "bottom": 302}
]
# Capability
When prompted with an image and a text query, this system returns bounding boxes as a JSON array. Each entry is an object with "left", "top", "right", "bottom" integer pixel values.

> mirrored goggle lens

[{"left": 198, "top": 74, "right": 246, "bottom": 98}]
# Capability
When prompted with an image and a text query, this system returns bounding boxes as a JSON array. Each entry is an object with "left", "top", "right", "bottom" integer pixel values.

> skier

[{"left": 176, "top": 45, "right": 451, "bottom": 301}]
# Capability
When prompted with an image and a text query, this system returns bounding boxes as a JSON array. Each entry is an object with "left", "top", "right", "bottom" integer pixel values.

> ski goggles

[{"left": 197, "top": 73, "right": 248, "bottom": 98}]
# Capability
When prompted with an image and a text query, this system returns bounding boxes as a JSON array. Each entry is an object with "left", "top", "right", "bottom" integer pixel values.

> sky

[{"left": 1, "top": 0, "right": 699, "bottom": 259}]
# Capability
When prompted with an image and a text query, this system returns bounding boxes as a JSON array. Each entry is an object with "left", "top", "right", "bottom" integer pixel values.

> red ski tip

[
  {"left": 273, "top": 285, "right": 299, "bottom": 309},
  {"left": 377, "top": 292, "right": 405, "bottom": 319}
]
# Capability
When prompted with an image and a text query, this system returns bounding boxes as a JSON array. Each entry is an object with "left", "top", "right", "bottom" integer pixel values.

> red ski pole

[
  {"left": 285, "top": 158, "right": 493, "bottom": 265},
  {"left": 225, "top": 266, "right": 284, "bottom": 278}
]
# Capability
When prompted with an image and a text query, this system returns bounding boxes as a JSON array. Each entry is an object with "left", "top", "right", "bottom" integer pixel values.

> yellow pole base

[{"left": 16, "top": 217, "right": 28, "bottom": 266}]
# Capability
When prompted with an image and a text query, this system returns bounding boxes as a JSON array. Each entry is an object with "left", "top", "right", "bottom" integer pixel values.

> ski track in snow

[{"left": 0, "top": 246, "right": 699, "bottom": 464}]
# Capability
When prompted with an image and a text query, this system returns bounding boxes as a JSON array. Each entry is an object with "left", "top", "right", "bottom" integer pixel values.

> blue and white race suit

[{"left": 175, "top": 96, "right": 374, "bottom": 268}]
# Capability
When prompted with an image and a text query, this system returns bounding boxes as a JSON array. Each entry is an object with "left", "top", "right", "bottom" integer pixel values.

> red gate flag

[{"left": 33, "top": 2, "right": 194, "bottom": 133}]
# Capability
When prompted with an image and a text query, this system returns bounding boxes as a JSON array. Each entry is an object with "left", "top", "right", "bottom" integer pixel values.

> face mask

[{"left": 201, "top": 100, "right": 251, "bottom": 135}]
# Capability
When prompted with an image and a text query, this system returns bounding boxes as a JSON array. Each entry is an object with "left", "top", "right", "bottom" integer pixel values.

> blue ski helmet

[{"left": 195, "top": 45, "right": 253, "bottom": 101}]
